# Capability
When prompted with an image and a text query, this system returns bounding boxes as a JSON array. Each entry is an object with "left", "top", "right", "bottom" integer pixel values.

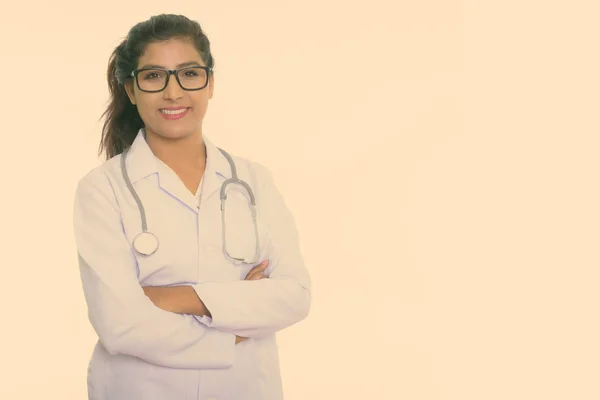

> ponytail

[{"left": 97, "top": 42, "right": 144, "bottom": 160}]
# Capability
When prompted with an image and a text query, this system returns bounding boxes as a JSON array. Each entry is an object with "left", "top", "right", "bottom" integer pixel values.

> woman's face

[{"left": 124, "top": 38, "right": 214, "bottom": 143}]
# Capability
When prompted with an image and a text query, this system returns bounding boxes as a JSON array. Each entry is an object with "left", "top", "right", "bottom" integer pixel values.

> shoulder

[{"left": 74, "top": 155, "right": 123, "bottom": 203}]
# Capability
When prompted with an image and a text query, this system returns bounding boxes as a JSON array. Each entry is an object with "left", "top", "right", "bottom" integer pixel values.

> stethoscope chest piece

[{"left": 133, "top": 231, "right": 159, "bottom": 256}]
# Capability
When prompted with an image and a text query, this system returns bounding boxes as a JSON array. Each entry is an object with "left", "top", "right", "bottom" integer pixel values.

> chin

[{"left": 153, "top": 123, "right": 199, "bottom": 140}]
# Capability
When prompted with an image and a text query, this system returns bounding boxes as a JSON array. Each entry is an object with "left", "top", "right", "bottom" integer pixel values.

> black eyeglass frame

[{"left": 129, "top": 66, "right": 212, "bottom": 92}]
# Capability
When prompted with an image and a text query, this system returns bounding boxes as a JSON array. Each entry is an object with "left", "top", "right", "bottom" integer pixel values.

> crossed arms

[
  {"left": 73, "top": 168, "right": 311, "bottom": 370},
  {"left": 142, "top": 260, "right": 270, "bottom": 345}
]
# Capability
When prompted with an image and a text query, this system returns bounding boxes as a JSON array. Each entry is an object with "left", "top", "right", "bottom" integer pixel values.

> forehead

[{"left": 138, "top": 38, "right": 204, "bottom": 68}]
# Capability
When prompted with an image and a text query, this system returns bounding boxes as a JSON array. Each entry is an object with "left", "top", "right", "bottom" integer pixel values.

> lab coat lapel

[
  {"left": 155, "top": 159, "right": 200, "bottom": 212},
  {"left": 125, "top": 130, "right": 230, "bottom": 212},
  {"left": 125, "top": 129, "right": 199, "bottom": 213}
]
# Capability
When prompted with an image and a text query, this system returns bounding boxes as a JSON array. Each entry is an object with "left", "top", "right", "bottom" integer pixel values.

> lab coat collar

[
  {"left": 124, "top": 129, "right": 159, "bottom": 183},
  {"left": 124, "top": 128, "right": 231, "bottom": 212}
]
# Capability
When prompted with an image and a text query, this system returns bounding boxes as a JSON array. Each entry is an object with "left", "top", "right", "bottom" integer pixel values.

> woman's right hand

[{"left": 235, "top": 260, "right": 270, "bottom": 344}]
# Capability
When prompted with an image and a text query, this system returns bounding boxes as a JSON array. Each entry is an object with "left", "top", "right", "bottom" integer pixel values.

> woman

[{"left": 72, "top": 14, "right": 311, "bottom": 400}]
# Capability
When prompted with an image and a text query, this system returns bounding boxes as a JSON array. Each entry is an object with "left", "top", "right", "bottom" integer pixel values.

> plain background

[{"left": 1, "top": 0, "right": 600, "bottom": 399}]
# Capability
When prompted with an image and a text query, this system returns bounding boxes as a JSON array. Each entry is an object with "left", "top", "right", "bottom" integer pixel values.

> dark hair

[{"left": 98, "top": 14, "right": 215, "bottom": 160}]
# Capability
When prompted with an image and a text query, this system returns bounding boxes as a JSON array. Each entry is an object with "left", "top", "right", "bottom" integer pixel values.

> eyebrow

[{"left": 139, "top": 61, "right": 203, "bottom": 69}]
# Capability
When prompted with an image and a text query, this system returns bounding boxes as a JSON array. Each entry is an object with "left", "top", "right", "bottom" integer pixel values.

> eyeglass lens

[{"left": 137, "top": 67, "right": 208, "bottom": 91}]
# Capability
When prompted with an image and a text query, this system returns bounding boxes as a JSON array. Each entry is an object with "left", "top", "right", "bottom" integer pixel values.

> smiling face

[{"left": 124, "top": 37, "right": 214, "bottom": 144}]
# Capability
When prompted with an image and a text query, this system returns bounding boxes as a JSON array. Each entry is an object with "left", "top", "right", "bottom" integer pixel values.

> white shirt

[{"left": 72, "top": 129, "right": 311, "bottom": 400}]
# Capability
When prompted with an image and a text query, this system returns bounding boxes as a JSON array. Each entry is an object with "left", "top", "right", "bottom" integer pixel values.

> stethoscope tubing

[{"left": 120, "top": 144, "right": 260, "bottom": 264}]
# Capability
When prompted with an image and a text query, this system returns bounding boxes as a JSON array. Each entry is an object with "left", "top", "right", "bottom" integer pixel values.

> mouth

[{"left": 159, "top": 107, "right": 191, "bottom": 120}]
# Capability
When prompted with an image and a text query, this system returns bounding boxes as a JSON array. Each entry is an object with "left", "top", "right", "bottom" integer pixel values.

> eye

[{"left": 139, "top": 70, "right": 164, "bottom": 80}]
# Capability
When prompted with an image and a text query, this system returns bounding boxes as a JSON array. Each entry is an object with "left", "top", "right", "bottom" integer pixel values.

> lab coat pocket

[
  {"left": 106, "top": 354, "right": 194, "bottom": 399},
  {"left": 133, "top": 236, "right": 174, "bottom": 284}
]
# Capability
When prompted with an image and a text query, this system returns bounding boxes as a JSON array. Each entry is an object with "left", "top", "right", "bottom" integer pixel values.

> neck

[{"left": 145, "top": 130, "right": 207, "bottom": 172}]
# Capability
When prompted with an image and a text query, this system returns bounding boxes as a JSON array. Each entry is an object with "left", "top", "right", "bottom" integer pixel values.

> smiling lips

[{"left": 159, "top": 107, "right": 190, "bottom": 120}]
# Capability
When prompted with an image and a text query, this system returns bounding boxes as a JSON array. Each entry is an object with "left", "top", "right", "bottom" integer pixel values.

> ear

[
  {"left": 207, "top": 74, "right": 215, "bottom": 99},
  {"left": 124, "top": 80, "right": 137, "bottom": 105}
]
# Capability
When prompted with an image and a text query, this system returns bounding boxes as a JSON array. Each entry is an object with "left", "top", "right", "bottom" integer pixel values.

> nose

[{"left": 163, "top": 72, "right": 184, "bottom": 100}]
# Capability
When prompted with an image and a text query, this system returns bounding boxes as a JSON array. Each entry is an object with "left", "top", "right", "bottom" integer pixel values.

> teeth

[{"left": 160, "top": 108, "right": 188, "bottom": 115}]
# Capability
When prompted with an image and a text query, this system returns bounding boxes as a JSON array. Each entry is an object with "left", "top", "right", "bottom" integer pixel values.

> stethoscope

[{"left": 119, "top": 145, "right": 261, "bottom": 264}]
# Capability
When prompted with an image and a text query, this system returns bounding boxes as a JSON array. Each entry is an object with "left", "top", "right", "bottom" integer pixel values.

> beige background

[{"left": 1, "top": 0, "right": 599, "bottom": 399}]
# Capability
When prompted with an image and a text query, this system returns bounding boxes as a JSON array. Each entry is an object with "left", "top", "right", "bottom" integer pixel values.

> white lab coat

[{"left": 72, "top": 129, "right": 311, "bottom": 400}]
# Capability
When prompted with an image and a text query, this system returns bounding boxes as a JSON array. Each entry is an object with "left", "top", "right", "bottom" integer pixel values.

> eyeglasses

[{"left": 130, "top": 66, "right": 212, "bottom": 92}]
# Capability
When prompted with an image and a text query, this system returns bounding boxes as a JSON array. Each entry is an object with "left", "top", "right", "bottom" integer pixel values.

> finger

[
  {"left": 244, "top": 260, "right": 269, "bottom": 280},
  {"left": 244, "top": 267, "right": 260, "bottom": 280},
  {"left": 247, "top": 269, "right": 270, "bottom": 281},
  {"left": 244, "top": 270, "right": 258, "bottom": 280},
  {"left": 246, "top": 269, "right": 268, "bottom": 281},
  {"left": 253, "top": 272, "right": 268, "bottom": 281},
  {"left": 246, "top": 272, "right": 262, "bottom": 281}
]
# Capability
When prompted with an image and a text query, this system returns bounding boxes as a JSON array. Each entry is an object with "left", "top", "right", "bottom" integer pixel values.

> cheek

[
  {"left": 192, "top": 97, "right": 210, "bottom": 117},
  {"left": 135, "top": 100, "right": 158, "bottom": 120},
  {"left": 134, "top": 106, "right": 151, "bottom": 124}
]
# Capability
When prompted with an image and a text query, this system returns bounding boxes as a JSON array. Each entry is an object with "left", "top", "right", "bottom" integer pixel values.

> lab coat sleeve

[
  {"left": 73, "top": 171, "right": 236, "bottom": 369},
  {"left": 192, "top": 164, "right": 311, "bottom": 338}
]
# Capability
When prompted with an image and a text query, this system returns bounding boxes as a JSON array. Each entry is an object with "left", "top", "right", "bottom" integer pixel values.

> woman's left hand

[{"left": 244, "top": 260, "right": 269, "bottom": 280}]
